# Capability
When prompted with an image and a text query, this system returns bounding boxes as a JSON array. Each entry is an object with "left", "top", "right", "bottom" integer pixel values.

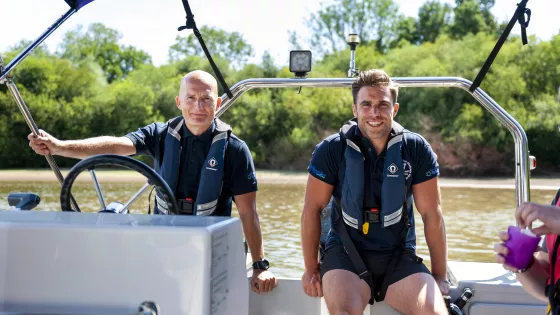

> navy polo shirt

[
  {"left": 307, "top": 124, "right": 440, "bottom": 251},
  {"left": 125, "top": 120, "right": 258, "bottom": 216}
]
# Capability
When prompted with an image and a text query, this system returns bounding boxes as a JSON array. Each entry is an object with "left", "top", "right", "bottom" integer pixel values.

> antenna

[{"left": 347, "top": 33, "right": 360, "bottom": 78}]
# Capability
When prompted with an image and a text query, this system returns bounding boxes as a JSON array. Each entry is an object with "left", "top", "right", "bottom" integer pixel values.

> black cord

[
  {"left": 469, "top": 0, "right": 531, "bottom": 92},
  {"left": 177, "top": 0, "right": 233, "bottom": 99}
]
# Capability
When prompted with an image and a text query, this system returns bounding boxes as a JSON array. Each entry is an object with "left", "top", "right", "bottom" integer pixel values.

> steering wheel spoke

[
  {"left": 60, "top": 155, "right": 178, "bottom": 214},
  {"left": 88, "top": 168, "right": 107, "bottom": 211},
  {"left": 119, "top": 182, "right": 152, "bottom": 213}
]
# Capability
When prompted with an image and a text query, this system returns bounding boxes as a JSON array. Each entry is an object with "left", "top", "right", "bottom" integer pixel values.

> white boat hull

[
  {"left": 0, "top": 210, "right": 548, "bottom": 315},
  {"left": 248, "top": 262, "right": 547, "bottom": 314}
]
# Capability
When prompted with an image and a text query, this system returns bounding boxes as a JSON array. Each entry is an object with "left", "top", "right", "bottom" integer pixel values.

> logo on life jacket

[
  {"left": 207, "top": 157, "right": 218, "bottom": 170},
  {"left": 387, "top": 163, "right": 399, "bottom": 177}
]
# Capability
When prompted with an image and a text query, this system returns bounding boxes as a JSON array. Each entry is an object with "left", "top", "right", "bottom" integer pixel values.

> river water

[{"left": 1, "top": 180, "right": 557, "bottom": 278}]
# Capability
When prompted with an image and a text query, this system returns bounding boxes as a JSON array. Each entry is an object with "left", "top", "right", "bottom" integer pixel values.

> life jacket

[
  {"left": 154, "top": 116, "right": 231, "bottom": 215},
  {"left": 334, "top": 119, "right": 410, "bottom": 235},
  {"left": 328, "top": 119, "right": 420, "bottom": 304},
  {"left": 546, "top": 189, "right": 560, "bottom": 314}
]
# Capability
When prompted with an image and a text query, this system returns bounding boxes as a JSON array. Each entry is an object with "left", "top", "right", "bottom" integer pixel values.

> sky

[{"left": 1, "top": 0, "right": 558, "bottom": 68}]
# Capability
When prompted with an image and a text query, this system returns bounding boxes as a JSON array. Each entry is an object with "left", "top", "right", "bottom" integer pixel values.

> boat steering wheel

[{"left": 60, "top": 154, "right": 179, "bottom": 214}]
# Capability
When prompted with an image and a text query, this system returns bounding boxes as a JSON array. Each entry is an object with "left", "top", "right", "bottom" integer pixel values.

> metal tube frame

[
  {"left": 5, "top": 77, "right": 81, "bottom": 211},
  {"left": 0, "top": 7, "right": 81, "bottom": 211},
  {"left": 216, "top": 77, "right": 531, "bottom": 208},
  {"left": 348, "top": 50, "right": 357, "bottom": 78}
]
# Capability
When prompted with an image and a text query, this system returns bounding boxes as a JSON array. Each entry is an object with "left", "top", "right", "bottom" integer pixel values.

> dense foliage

[{"left": 1, "top": 0, "right": 558, "bottom": 175}]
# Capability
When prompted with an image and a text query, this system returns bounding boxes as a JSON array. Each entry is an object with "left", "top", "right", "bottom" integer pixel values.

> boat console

[{"left": 0, "top": 211, "right": 248, "bottom": 315}]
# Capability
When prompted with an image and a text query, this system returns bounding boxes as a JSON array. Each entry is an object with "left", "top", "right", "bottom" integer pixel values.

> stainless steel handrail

[
  {"left": 5, "top": 77, "right": 81, "bottom": 211},
  {"left": 216, "top": 76, "right": 530, "bottom": 208}
]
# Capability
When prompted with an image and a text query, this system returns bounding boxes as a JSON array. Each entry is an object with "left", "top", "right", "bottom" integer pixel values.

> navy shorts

[{"left": 320, "top": 243, "right": 430, "bottom": 303}]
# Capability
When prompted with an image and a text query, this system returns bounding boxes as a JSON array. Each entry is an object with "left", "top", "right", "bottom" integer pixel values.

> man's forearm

[
  {"left": 57, "top": 136, "right": 135, "bottom": 159},
  {"left": 239, "top": 211, "right": 265, "bottom": 263},
  {"left": 424, "top": 211, "right": 447, "bottom": 278},
  {"left": 516, "top": 258, "right": 550, "bottom": 302},
  {"left": 301, "top": 207, "right": 322, "bottom": 270}
]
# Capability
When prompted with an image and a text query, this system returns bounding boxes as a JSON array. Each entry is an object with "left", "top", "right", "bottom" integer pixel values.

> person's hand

[
  {"left": 28, "top": 130, "right": 61, "bottom": 156},
  {"left": 516, "top": 202, "right": 560, "bottom": 236},
  {"left": 433, "top": 275, "right": 450, "bottom": 294},
  {"left": 493, "top": 230, "right": 539, "bottom": 273},
  {"left": 301, "top": 267, "right": 323, "bottom": 297},
  {"left": 251, "top": 269, "right": 278, "bottom": 294}
]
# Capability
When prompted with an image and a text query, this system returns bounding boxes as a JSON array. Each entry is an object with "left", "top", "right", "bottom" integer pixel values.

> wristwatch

[{"left": 252, "top": 259, "right": 270, "bottom": 270}]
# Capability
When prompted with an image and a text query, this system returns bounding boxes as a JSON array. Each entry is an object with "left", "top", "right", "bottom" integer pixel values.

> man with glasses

[{"left": 28, "top": 70, "right": 278, "bottom": 293}]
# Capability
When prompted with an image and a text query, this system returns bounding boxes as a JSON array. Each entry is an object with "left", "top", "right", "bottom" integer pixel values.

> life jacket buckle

[
  {"left": 178, "top": 197, "right": 194, "bottom": 215},
  {"left": 363, "top": 208, "right": 380, "bottom": 223}
]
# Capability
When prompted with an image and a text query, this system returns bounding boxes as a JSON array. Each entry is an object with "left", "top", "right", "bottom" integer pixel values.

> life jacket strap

[{"left": 332, "top": 198, "right": 374, "bottom": 303}]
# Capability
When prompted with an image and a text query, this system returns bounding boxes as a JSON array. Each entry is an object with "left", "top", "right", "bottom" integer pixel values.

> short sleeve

[
  {"left": 229, "top": 140, "right": 258, "bottom": 196},
  {"left": 125, "top": 123, "right": 162, "bottom": 160},
  {"left": 307, "top": 136, "right": 341, "bottom": 186},
  {"left": 409, "top": 134, "right": 440, "bottom": 185}
]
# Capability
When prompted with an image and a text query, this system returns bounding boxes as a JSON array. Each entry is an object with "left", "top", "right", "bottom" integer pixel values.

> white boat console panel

[{"left": 0, "top": 211, "right": 248, "bottom": 315}]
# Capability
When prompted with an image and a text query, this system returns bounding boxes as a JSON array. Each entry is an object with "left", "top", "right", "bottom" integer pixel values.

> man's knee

[
  {"left": 416, "top": 294, "right": 448, "bottom": 315},
  {"left": 385, "top": 272, "right": 447, "bottom": 314},
  {"left": 324, "top": 292, "right": 367, "bottom": 315},
  {"left": 323, "top": 269, "right": 370, "bottom": 315},
  {"left": 410, "top": 276, "right": 448, "bottom": 315},
  {"left": 326, "top": 302, "right": 366, "bottom": 315}
]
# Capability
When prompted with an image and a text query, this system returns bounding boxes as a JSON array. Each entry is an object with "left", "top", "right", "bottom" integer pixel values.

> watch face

[{"left": 253, "top": 259, "right": 269, "bottom": 270}]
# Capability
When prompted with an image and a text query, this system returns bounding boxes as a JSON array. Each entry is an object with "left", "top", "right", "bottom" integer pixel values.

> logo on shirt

[
  {"left": 403, "top": 160, "right": 412, "bottom": 180},
  {"left": 309, "top": 164, "right": 326, "bottom": 179},
  {"left": 248, "top": 171, "right": 257, "bottom": 184},
  {"left": 208, "top": 157, "right": 217, "bottom": 167},
  {"left": 426, "top": 166, "right": 439, "bottom": 177}
]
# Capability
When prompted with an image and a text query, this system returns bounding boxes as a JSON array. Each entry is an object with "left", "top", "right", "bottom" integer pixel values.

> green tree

[
  {"left": 305, "top": 0, "right": 403, "bottom": 55},
  {"left": 448, "top": 0, "right": 497, "bottom": 38},
  {"left": 0, "top": 54, "right": 108, "bottom": 168},
  {"left": 127, "top": 64, "right": 182, "bottom": 121},
  {"left": 168, "top": 26, "right": 253, "bottom": 67},
  {"left": 261, "top": 51, "right": 279, "bottom": 78},
  {"left": 57, "top": 23, "right": 152, "bottom": 83},
  {"left": 390, "top": 17, "right": 420, "bottom": 48},
  {"left": 417, "top": 0, "right": 452, "bottom": 43},
  {"left": 2, "top": 21, "right": 560, "bottom": 175}
]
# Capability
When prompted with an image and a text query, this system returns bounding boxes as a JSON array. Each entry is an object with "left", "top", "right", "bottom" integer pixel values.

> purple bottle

[{"left": 504, "top": 225, "right": 541, "bottom": 270}]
